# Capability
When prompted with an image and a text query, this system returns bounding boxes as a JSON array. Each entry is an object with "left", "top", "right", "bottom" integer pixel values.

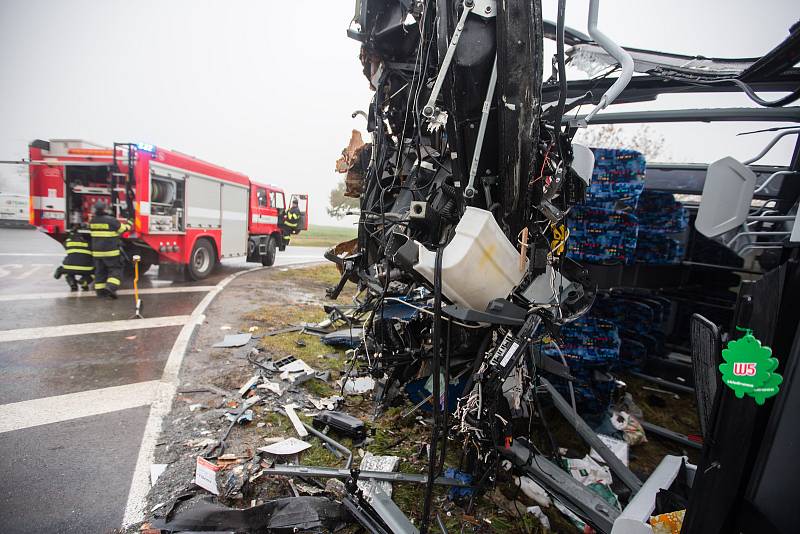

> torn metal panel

[
  {"left": 335, "top": 129, "right": 370, "bottom": 198},
  {"left": 500, "top": 440, "right": 620, "bottom": 533},
  {"left": 541, "top": 377, "right": 643, "bottom": 492}
]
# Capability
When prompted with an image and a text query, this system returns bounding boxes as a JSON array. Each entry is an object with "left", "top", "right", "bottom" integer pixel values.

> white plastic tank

[{"left": 414, "top": 207, "right": 527, "bottom": 310}]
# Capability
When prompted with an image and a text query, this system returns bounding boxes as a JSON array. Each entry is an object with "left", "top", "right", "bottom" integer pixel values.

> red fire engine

[{"left": 28, "top": 139, "right": 308, "bottom": 280}]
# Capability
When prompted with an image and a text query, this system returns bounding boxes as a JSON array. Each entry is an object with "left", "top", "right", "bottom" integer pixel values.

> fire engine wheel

[
  {"left": 261, "top": 237, "right": 277, "bottom": 266},
  {"left": 188, "top": 239, "right": 216, "bottom": 280}
]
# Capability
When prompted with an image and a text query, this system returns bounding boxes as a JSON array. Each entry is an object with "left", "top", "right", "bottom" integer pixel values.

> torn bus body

[
  {"left": 319, "top": 1, "right": 800, "bottom": 533},
  {"left": 330, "top": 0, "right": 606, "bottom": 531}
]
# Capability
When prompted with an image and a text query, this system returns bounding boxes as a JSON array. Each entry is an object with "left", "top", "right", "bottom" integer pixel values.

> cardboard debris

[
  {"left": 195, "top": 456, "right": 221, "bottom": 495},
  {"left": 213, "top": 333, "right": 252, "bottom": 348},
  {"left": 258, "top": 437, "right": 312, "bottom": 456}
]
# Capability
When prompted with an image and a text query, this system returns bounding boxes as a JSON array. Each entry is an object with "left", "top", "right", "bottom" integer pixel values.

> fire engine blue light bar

[{"left": 136, "top": 143, "right": 156, "bottom": 154}]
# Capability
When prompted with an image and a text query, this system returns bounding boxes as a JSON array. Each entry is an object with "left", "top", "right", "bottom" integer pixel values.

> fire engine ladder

[{"left": 112, "top": 143, "right": 137, "bottom": 220}]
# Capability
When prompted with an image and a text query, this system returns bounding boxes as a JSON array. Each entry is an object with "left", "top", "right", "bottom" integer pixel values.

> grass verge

[{"left": 289, "top": 225, "right": 357, "bottom": 248}]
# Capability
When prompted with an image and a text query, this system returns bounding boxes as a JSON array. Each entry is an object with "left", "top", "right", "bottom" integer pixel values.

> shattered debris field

[{"left": 135, "top": 264, "right": 701, "bottom": 533}]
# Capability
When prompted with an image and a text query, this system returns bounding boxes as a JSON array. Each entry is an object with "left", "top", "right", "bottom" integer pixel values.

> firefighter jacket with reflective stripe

[
  {"left": 62, "top": 233, "right": 94, "bottom": 271},
  {"left": 284, "top": 207, "right": 301, "bottom": 228},
  {"left": 89, "top": 215, "right": 131, "bottom": 257}
]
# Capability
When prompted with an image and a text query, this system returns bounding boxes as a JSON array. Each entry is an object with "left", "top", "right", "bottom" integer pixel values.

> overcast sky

[{"left": 1, "top": 0, "right": 797, "bottom": 226}]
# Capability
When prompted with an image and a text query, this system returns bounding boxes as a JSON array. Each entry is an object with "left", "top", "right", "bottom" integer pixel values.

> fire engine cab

[{"left": 28, "top": 139, "right": 308, "bottom": 280}]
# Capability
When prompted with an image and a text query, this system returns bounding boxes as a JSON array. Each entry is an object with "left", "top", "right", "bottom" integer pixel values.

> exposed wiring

[
  {"left": 383, "top": 297, "right": 486, "bottom": 329},
  {"left": 710, "top": 78, "right": 800, "bottom": 108}
]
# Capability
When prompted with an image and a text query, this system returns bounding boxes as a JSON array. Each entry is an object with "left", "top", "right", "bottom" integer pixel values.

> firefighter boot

[
  {"left": 54, "top": 266, "right": 64, "bottom": 280},
  {"left": 65, "top": 273, "right": 79, "bottom": 291}
]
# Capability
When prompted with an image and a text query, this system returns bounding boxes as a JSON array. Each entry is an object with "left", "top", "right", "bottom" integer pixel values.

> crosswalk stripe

[
  {"left": 0, "top": 315, "right": 191, "bottom": 343},
  {"left": 0, "top": 380, "right": 159, "bottom": 434}
]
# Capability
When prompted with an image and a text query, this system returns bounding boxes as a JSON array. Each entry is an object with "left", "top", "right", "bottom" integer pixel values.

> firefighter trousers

[
  {"left": 94, "top": 256, "right": 123, "bottom": 297},
  {"left": 55, "top": 266, "right": 93, "bottom": 291},
  {"left": 65, "top": 272, "right": 93, "bottom": 291}
]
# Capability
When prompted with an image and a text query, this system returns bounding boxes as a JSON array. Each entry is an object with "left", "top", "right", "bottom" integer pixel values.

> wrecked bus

[{"left": 27, "top": 139, "right": 308, "bottom": 279}]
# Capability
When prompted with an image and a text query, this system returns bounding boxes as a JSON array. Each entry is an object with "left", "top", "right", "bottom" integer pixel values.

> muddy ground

[{"left": 128, "top": 263, "right": 700, "bottom": 534}]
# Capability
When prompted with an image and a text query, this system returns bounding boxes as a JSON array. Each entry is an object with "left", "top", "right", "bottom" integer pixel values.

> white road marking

[
  {"left": 16, "top": 264, "right": 48, "bottom": 279},
  {"left": 122, "top": 266, "right": 269, "bottom": 527},
  {"left": 0, "top": 380, "right": 159, "bottom": 434},
  {"left": 0, "top": 286, "right": 216, "bottom": 302},
  {"left": 0, "top": 263, "right": 57, "bottom": 279},
  {"left": 0, "top": 315, "right": 191, "bottom": 343},
  {"left": 0, "top": 253, "right": 63, "bottom": 257}
]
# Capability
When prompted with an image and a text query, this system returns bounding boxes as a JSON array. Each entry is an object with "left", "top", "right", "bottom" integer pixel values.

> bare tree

[
  {"left": 327, "top": 179, "right": 360, "bottom": 219},
  {"left": 573, "top": 124, "right": 669, "bottom": 162}
]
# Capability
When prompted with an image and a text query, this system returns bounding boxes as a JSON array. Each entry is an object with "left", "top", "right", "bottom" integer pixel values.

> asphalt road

[{"left": 0, "top": 227, "right": 326, "bottom": 533}]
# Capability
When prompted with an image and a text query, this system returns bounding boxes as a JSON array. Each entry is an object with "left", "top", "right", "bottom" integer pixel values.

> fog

[{"left": 1, "top": 0, "right": 797, "bottom": 226}]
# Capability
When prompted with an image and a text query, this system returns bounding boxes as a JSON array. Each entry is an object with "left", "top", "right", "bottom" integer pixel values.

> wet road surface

[{"left": 0, "top": 227, "right": 326, "bottom": 533}]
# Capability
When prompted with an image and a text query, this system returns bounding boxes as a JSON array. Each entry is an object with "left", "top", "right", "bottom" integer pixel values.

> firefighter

[
  {"left": 283, "top": 197, "right": 302, "bottom": 234},
  {"left": 89, "top": 200, "right": 131, "bottom": 299},
  {"left": 53, "top": 225, "right": 94, "bottom": 291}
]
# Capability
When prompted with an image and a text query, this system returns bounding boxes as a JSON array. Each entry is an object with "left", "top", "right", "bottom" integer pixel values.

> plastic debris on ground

[
  {"left": 321, "top": 327, "right": 363, "bottom": 348},
  {"left": 259, "top": 437, "right": 312, "bottom": 456},
  {"left": 312, "top": 410, "right": 366, "bottom": 441},
  {"left": 565, "top": 455, "right": 613, "bottom": 486},
  {"left": 225, "top": 409, "right": 253, "bottom": 424},
  {"left": 514, "top": 475, "right": 552, "bottom": 508},
  {"left": 212, "top": 333, "right": 252, "bottom": 348},
  {"left": 444, "top": 468, "right": 474, "bottom": 501},
  {"left": 285, "top": 404, "right": 309, "bottom": 437},
  {"left": 527, "top": 505, "right": 551, "bottom": 530},
  {"left": 590, "top": 433, "right": 630, "bottom": 466},
  {"left": 308, "top": 395, "right": 342, "bottom": 411},
  {"left": 610, "top": 410, "right": 648, "bottom": 445},
  {"left": 337, "top": 375, "right": 375, "bottom": 395}
]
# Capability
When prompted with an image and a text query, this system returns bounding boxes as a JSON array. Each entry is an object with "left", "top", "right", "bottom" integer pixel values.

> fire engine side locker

[
  {"left": 220, "top": 183, "right": 248, "bottom": 257},
  {"left": 184, "top": 171, "right": 221, "bottom": 230}
]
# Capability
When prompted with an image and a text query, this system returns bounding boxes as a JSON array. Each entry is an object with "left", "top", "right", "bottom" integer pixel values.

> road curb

[{"left": 121, "top": 265, "right": 268, "bottom": 527}]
